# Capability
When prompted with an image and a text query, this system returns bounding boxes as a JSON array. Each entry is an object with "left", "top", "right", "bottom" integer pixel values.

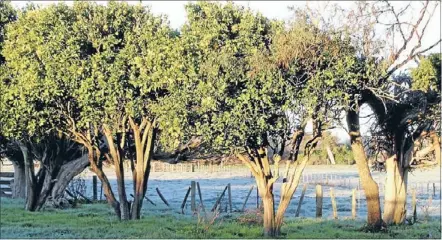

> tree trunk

[
  {"left": 87, "top": 148, "right": 121, "bottom": 219},
  {"left": 383, "top": 141, "right": 412, "bottom": 225},
  {"left": 50, "top": 155, "right": 89, "bottom": 207},
  {"left": 274, "top": 155, "right": 309, "bottom": 234},
  {"left": 20, "top": 143, "right": 39, "bottom": 211},
  {"left": 261, "top": 189, "right": 276, "bottom": 237},
  {"left": 237, "top": 147, "right": 278, "bottom": 237},
  {"left": 347, "top": 109, "right": 383, "bottom": 231},
  {"left": 11, "top": 161, "right": 26, "bottom": 199},
  {"left": 129, "top": 119, "right": 156, "bottom": 220},
  {"left": 103, "top": 128, "right": 130, "bottom": 220},
  {"left": 430, "top": 131, "right": 440, "bottom": 166}
]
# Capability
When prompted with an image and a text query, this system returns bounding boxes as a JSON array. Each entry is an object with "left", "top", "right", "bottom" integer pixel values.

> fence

[
  {"left": 148, "top": 161, "right": 237, "bottom": 173},
  {"left": 0, "top": 172, "right": 14, "bottom": 198}
]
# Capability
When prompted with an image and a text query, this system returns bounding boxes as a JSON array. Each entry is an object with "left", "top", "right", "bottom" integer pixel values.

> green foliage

[
  {"left": 1, "top": 3, "right": 81, "bottom": 139},
  {"left": 0, "top": 2, "right": 182, "bottom": 147},
  {"left": 178, "top": 2, "right": 286, "bottom": 152},
  {"left": 411, "top": 53, "right": 441, "bottom": 93},
  {"left": 0, "top": 0, "right": 16, "bottom": 64},
  {"left": 1, "top": 198, "right": 440, "bottom": 239}
]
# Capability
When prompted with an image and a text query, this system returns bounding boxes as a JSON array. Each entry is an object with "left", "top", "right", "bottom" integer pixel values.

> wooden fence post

[
  {"left": 227, "top": 183, "right": 232, "bottom": 213},
  {"left": 211, "top": 185, "right": 228, "bottom": 212},
  {"left": 330, "top": 187, "right": 337, "bottom": 219},
  {"left": 242, "top": 186, "right": 254, "bottom": 212},
  {"left": 181, "top": 186, "right": 191, "bottom": 214},
  {"left": 191, "top": 181, "right": 196, "bottom": 212},
  {"left": 316, "top": 185, "right": 323, "bottom": 218},
  {"left": 100, "top": 182, "right": 103, "bottom": 201},
  {"left": 412, "top": 188, "right": 417, "bottom": 223},
  {"left": 295, "top": 184, "right": 307, "bottom": 217},
  {"left": 196, "top": 182, "right": 206, "bottom": 214},
  {"left": 352, "top": 188, "right": 357, "bottom": 219},
  {"left": 256, "top": 186, "right": 259, "bottom": 209},
  {"left": 156, "top": 188, "right": 170, "bottom": 207},
  {"left": 92, "top": 176, "right": 97, "bottom": 201},
  {"left": 433, "top": 183, "right": 436, "bottom": 197}
]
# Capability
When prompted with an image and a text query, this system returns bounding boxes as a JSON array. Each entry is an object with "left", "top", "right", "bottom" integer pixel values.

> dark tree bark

[
  {"left": 50, "top": 155, "right": 89, "bottom": 206},
  {"left": 11, "top": 159, "right": 26, "bottom": 199}
]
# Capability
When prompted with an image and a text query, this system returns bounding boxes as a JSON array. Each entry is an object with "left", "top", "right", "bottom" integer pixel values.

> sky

[{"left": 9, "top": 1, "right": 442, "bottom": 143}]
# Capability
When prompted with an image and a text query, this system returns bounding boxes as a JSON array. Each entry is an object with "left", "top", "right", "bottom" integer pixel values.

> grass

[{"left": 1, "top": 198, "right": 440, "bottom": 239}]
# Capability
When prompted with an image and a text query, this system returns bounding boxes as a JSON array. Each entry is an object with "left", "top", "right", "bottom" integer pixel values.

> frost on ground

[{"left": 67, "top": 164, "right": 441, "bottom": 220}]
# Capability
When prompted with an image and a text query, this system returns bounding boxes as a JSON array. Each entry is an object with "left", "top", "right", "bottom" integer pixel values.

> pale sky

[{"left": 9, "top": 1, "right": 442, "bottom": 144}]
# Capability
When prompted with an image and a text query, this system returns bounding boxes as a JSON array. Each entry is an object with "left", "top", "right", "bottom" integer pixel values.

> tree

[
  {"left": 0, "top": 1, "right": 22, "bottom": 198},
  {"left": 301, "top": 0, "right": 441, "bottom": 229},
  {"left": 69, "top": 1, "right": 181, "bottom": 220},
  {"left": 178, "top": 2, "right": 356, "bottom": 236},
  {"left": 376, "top": 53, "right": 441, "bottom": 224},
  {"left": 1, "top": 3, "right": 90, "bottom": 210},
  {"left": 2, "top": 1, "right": 182, "bottom": 219}
]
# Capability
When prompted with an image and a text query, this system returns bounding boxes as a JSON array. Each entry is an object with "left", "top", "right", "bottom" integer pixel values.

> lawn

[{"left": 0, "top": 198, "right": 440, "bottom": 239}]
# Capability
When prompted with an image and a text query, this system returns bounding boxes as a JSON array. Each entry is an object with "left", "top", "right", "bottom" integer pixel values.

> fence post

[
  {"left": 92, "top": 176, "right": 97, "bottom": 201},
  {"left": 156, "top": 188, "right": 170, "bottom": 207},
  {"left": 100, "top": 181, "right": 103, "bottom": 200},
  {"left": 433, "top": 183, "right": 436, "bottom": 197},
  {"left": 316, "top": 185, "right": 323, "bottom": 218},
  {"left": 352, "top": 188, "right": 357, "bottom": 219},
  {"left": 256, "top": 186, "right": 259, "bottom": 209},
  {"left": 242, "top": 186, "right": 254, "bottom": 212},
  {"left": 196, "top": 182, "right": 206, "bottom": 214},
  {"left": 191, "top": 181, "right": 196, "bottom": 212},
  {"left": 181, "top": 186, "right": 191, "bottom": 214},
  {"left": 412, "top": 188, "right": 417, "bottom": 223},
  {"left": 295, "top": 184, "right": 307, "bottom": 217},
  {"left": 211, "top": 185, "right": 228, "bottom": 212},
  {"left": 227, "top": 183, "right": 232, "bottom": 213},
  {"left": 330, "top": 187, "right": 337, "bottom": 219}
]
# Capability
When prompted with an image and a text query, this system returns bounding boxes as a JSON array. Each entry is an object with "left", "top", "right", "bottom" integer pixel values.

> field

[
  {"left": 69, "top": 164, "right": 440, "bottom": 220},
  {"left": 0, "top": 198, "right": 441, "bottom": 239},
  {"left": 1, "top": 164, "right": 441, "bottom": 238}
]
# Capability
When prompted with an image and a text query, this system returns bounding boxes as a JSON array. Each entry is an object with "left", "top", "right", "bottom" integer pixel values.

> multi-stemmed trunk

[
  {"left": 128, "top": 117, "right": 157, "bottom": 220},
  {"left": 237, "top": 129, "right": 313, "bottom": 237},
  {"left": 239, "top": 147, "right": 279, "bottom": 237},
  {"left": 383, "top": 155, "right": 409, "bottom": 224},
  {"left": 73, "top": 117, "right": 157, "bottom": 221},
  {"left": 274, "top": 155, "right": 310, "bottom": 234},
  {"left": 18, "top": 143, "right": 88, "bottom": 211},
  {"left": 50, "top": 155, "right": 89, "bottom": 207},
  {"left": 383, "top": 133, "right": 414, "bottom": 225},
  {"left": 103, "top": 126, "right": 130, "bottom": 220},
  {"left": 347, "top": 109, "right": 383, "bottom": 231}
]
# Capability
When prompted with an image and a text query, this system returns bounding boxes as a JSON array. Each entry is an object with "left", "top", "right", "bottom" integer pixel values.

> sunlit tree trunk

[
  {"left": 347, "top": 109, "right": 383, "bottom": 231},
  {"left": 86, "top": 146, "right": 121, "bottom": 219},
  {"left": 103, "top": 126, "right": 130, "bottom": 220},
  {"left": 430, "top": 131, "right": 440, "bottom": 166},
  {"left": 383, "top": 136, "right": 413, "bottom": 225},
  {"left": 129, "top": 117, "right": 157, "bottom": 220},
  {"left": 237, "top": 147, "right": 278, "bottom": 237}
]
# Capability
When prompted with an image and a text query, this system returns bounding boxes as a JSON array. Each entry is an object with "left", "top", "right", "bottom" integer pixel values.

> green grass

[{"left": 1, "top": 198, "right": 440, "bottom": 239}]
